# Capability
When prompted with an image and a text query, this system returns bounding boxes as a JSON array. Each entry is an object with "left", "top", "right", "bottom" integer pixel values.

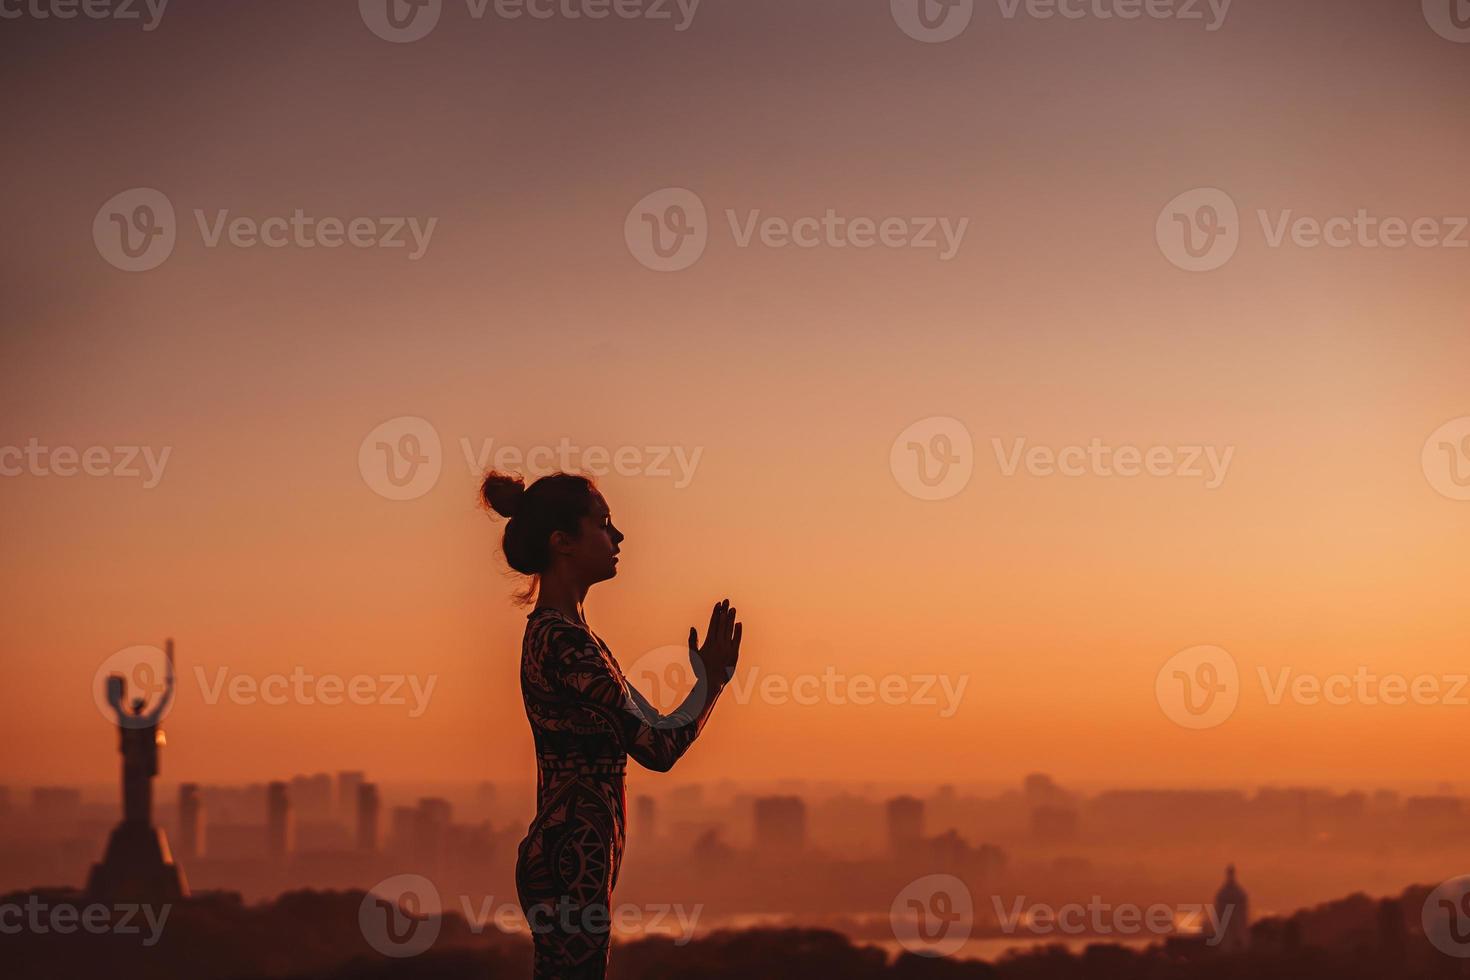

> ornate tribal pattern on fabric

[{"left": 514, "top": 607, "right": 706, "bottom": 979}]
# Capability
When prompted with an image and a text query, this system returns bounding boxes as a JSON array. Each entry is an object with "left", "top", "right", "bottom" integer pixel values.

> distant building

[
  {"left": 289, "top": 773, "right": 332, "bottom": 822},
  {"left": 414, "top": 797, "right": 452, "bottom": 871},
  {"left": 691, "top": 827, "right": 733, "bottom": 867},
  {"left": 178, "top": 783, "right": 205, "bottom": 860},
  {"left": 635, "top": 795, "right": 658, "bottom": 843},
  {"left": 266, "top": 782, "right": 293, "bottom": 858},
  {"left": 1030, "top": 805, "right": 1079, "bottom": 843},
  {"left": 356, "top": 783, "right": 380, "bottom": 852},
  {"left": 388, "top": 806, "right": 417, "bottom": 856},
  {"left": 670, "top": 785, "right": 704, "bottom": 809},
  {"left": 32, "top": 786, "right": 83, "bottom": 822},
  {"left": 1023, "top": 773, "right": 1064, "bottom": 805},
  {"left": 886, "top": 796, "right": 924, "bottom": 857},
  {"left": 753, "top": 796, "right": 806, "bottom": 855},
  {"left": 294, "top": 819, "right": 351, "bottom": 852},
  {"left": 1405, "top": 795, "right": 1462, "bottom": 824},
  {"left": 204, "top": 823, "right": 267, "bottom": 860},
  {"left": 336, "top": 772, "right": 364, "bottom": 822},
  {"left": 1210, "top": 864, "right": 1250, "bottom": 952}
]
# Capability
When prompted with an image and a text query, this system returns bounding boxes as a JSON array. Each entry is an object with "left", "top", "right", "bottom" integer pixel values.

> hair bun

[{"left": 481, "top": 471, "right": 526, "bottom": 518}]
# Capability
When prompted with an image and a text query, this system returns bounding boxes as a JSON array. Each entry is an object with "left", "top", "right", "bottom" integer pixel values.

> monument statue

[{"left": 87, "top": 639, "right": 189, "bottom": 903}]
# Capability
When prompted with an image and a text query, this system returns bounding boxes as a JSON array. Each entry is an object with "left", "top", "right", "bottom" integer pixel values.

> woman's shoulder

[{"left": 525, "top": 607, "right": 594, "bottom": 651}]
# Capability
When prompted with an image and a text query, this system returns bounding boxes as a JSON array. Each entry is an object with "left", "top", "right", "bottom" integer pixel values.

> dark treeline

[{"left": 4, "top": 886, "right": 1469, "bottom": 980}]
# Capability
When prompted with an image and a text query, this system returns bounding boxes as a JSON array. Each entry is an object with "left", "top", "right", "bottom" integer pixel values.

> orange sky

[{"left": 2, "top": 0, "right": 1468, "bottom": 793}]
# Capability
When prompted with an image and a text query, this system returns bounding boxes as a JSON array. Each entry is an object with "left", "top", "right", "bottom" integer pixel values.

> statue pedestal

[{"left": 87, "top": 822, "right": 189, "bottom": 904}]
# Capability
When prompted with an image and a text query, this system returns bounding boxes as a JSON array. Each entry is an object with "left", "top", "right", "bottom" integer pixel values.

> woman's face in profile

[{"left": 568, "top": 491, "right": 623, "bottom": 585}]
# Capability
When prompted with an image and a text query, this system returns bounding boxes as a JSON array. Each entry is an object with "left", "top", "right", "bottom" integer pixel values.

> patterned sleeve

[{"left": 548, "top": 624, "right": 709, "bottom": 773}]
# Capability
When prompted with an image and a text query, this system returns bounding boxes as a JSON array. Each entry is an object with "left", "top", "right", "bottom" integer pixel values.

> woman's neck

[{"left": 534, "top": 571, "right": 587, "bottom": 624}]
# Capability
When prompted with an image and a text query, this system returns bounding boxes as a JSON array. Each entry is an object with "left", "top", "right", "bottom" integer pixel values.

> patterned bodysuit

[{"left": 515, "top": 607, "right": 711, "bottom": 978}]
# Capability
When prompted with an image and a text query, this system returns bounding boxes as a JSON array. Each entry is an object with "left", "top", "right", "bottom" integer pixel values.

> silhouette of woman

[{"left": 481, "top": 471, "right": 741, "bottom": 979}]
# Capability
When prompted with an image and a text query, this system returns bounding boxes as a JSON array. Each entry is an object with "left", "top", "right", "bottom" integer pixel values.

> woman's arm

[{"left": 553, "top": 602, "right": 742, "bottom": 773}]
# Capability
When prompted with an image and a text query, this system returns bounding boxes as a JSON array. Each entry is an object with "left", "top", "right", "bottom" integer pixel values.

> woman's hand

[{"left": 689, "top": 599, "right": 742, "bottom": 686}]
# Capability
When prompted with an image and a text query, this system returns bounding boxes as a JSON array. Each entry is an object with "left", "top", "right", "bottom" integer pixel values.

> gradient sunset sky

[{"left": 3, "top": 0, "right": 1468, "bottom": 793}]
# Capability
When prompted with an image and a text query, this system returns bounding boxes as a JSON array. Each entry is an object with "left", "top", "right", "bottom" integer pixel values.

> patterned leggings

[{"left": 515, "top": 774, "right": 624, "bottom": 979}]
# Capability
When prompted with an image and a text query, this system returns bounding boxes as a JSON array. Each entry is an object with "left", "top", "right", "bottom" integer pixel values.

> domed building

[{"left": 1210, "top": 864, "right": 1250, "bottom": 952}]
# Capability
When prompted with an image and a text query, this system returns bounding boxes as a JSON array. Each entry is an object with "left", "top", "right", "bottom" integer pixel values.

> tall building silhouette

[
  {"left": 886, "top": 795, "right": 924, "bottom": 858},
  {"left": 289, "top": 773, "right": 332, "bottom": 822},
  {"left": 1211, "top": 864, "right": 1250, "bottom": 951},
  {"left": 388, "top": 806, "right": 416, "bottom": 856},
  {"left": 336, "top": 771, "right": 365, "bottom": 822},
  {"left": 267, "top": 781, "right": 293, "bottom": 858},
  {"left": 635, "top": 794, "right": 658, "bottom": 843},
  {"left": 753, "top": 796, "right": 806, "bottom": 855},
  {"left": 356, "top": 782, "right": 380, "bottom": 852},
  {"left": 177, "top": 783, "right": 205, "bottom": 861},
  {"left": 414, "top": 797, "right": 452, "bottom": 872}
]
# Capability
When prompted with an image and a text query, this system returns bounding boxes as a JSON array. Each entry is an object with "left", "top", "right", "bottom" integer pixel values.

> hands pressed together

[{"left": 689, "top": 598, "right": 742, "bottom": 686}]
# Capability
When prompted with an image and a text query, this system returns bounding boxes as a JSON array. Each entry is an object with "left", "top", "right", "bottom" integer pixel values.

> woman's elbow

[{"left": 634, "top": 750, "right": 680, "bottom": 774}]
